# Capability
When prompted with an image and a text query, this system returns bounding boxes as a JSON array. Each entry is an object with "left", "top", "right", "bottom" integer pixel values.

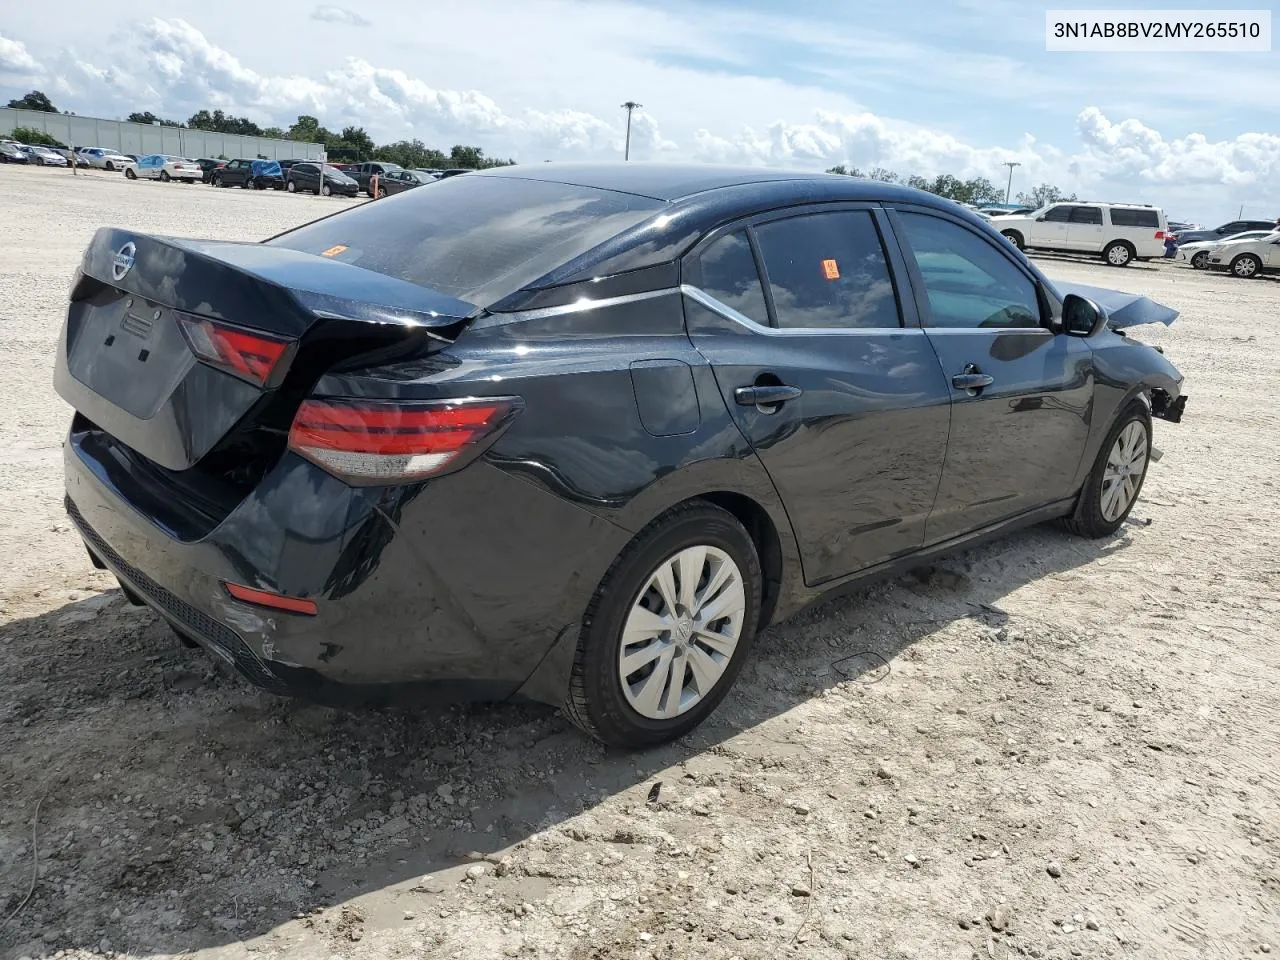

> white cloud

[
  {"left": 310, "top": 5, "right": 371, "bottom": 26},
  {"left": 0, "top": 32, "right": 42, "bottom": 80}
]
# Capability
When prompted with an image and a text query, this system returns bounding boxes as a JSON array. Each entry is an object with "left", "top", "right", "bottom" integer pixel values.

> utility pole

[
  {"left": 621, "top": 101, "right": 642, "bottom": 161},
  {"left": 1002, "top": 161, "right": 1021, "bottom": 203}
]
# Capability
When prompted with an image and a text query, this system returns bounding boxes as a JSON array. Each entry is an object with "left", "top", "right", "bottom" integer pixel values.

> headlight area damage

[{"left": 1055, "top": 280, "right": 1188, "bottom": 424}]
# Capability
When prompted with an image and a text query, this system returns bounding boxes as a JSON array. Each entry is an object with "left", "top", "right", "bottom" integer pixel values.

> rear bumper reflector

[{"left": 223, "top": 582, "right": 318, "bottom": 616}]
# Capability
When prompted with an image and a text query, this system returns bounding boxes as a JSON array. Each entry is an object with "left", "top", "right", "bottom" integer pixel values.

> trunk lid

[{"left": 55, "top": 228, "right": 475, "bottom": 472}]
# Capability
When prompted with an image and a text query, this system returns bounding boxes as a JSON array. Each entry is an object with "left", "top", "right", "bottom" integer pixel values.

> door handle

[
  {"left": 735, "top": 384, "right": 803, "bottom": 407},
  {"left": 952, "top": 364, "right": 994, "bottom": 392}
]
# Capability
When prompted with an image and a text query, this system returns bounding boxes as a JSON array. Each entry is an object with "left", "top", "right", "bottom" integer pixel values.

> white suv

[{"left": 994, "top": 202, "right": 1168, "bottom": 267}]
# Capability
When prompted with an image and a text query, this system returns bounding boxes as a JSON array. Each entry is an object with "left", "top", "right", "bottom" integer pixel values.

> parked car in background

[
  {"left": 124, "top": 155, "right": 202, "bottom": 182},
  {"left": 211, "top": 158, "right": 284, "bottom": 190},
  {"left": 25, "top": 145, "right": 68, "bottom": 166},
  {"left": 413, "top": 168, "right": 443, "bottom": 178},
  {"left": 437, "top": 168, "right": 473, "bottom": 179},
  {"left": 1206, "top": 232, "right": 1280, "bottom": 278},
  {"left": 1177, "top": 230, "right": 1274, "bottom": 269},
  {"left": 977, "top": 206, "right": 1034, "bottom": 217},
  {"left": 1167, "top": 220, "right": 1197, "bottom": 234},
  {"left": 0, "top": 142, "right": 30, "bottom": 163},
  {"left": 375, "top": 168, "right": 436, "bottom": 196},
  {"left": 55, "top": 164, "right": 1188, "bottom": 748},
  {"left": 1174, "top": 219, "right": 1275, "bottom": 244},
  {"left": 286, "top": 162, "right": 359, "bottom": 197},
  {"left": 195, "top": 158, "right": 226, "bottom": 183},
  {"left": 77, "top": 147, "right": 133, "bottom": 171},
  {"left": 995, "top": 202, "right": 1168, "bottom": 266},
  {"left": 345, "top": 161, "right": 405, "bottom": 195}
]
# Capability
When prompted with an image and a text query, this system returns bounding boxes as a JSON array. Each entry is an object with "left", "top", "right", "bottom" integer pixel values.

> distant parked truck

[{"left": 994, "top": 202, "right": 1169, "bottom": 267}]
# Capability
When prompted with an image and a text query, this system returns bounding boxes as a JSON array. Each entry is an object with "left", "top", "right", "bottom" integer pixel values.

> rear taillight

[
  {"left": 288, "top": 397, "right": 521, "bottom": 484},
  {"left": 1155, "top": 230, "right": 1167, "bottom": 239},
  {"left": 176, "top": 313, "right": 292, "bottom": 387}
]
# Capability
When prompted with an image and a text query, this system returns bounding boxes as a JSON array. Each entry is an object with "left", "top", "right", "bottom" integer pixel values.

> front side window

[
  {"left": 753, "top": 211, "right": 901, "bottom": 329},
  {"left": 697, "top": 231, "right": 768, "bottom": 325},
  {"left": 896, "top": 212, "right": 1041, "bottom": 329},
  {"left": 1042, "top": 205, "right": 1072, "bottom": 223}
]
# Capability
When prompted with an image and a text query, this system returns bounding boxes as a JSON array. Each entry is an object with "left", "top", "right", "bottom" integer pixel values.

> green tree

[
  {"left": 262, "top": 126, "right": 286, "bottom": 140},
  {"left": 287, "top": 115, "right": 331, "bottom": 143},
  {"left": 10, "top": 125, "right": 63, "bottom": 147},
  {"left": 6, "top": 90, "right": 57, "bottom": 112},
  {"left": 374, "top": 139, "right": 448, "bottom": 168},
  {"left": 188, "top": 109, "right": 262, "bottom": 136},
  {"left": 339, "top": 125, "right": 375, "bottom": 157},
  {"left": 447, "top": 144, "right": 514, "bottom": 169},
  {"left": 127, "top": 111, "right": 181, "bottom": 127},
  {"left": 1016, "top": 183, "right": 1078, "bottom": 208}
]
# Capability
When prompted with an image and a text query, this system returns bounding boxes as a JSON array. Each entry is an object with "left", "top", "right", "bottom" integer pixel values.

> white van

[{"left": 994, "top": 202, "right": 1168, "bottom": 267}]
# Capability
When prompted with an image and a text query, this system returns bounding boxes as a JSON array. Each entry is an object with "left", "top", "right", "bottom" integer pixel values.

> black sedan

[
  {"left": 0, "top": 142, "right": 30, "bottom": 163},
  {"left": 286, "top": 162, "right": 359, "bottom": 197},
  {"left": 375, "top": 169, "right": 436, "bottom": 196},
  {"left": 54, "top": 164, "right": 1187, "bottom": 748}
]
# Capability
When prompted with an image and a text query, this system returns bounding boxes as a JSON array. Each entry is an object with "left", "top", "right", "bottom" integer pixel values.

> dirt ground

[{"left": 1, "top": 165, "right": 1277, "bottom": 960}]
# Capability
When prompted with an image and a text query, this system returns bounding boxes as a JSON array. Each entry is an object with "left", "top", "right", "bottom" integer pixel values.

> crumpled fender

[{"left": 1053, "top": 281, "right": 1178, "bottom": 329}]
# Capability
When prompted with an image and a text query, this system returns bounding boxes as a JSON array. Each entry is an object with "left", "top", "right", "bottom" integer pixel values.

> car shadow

[
  {"left": 0, "top": 518, "right": 1137, "bottom": 957},
  {"left": 1026, "top": 250, "right": 1162, "bottom": 272}
]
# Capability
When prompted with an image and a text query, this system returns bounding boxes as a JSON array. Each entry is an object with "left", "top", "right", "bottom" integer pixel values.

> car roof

[{"left": 467, "top": 161, "right": 917, "bottom": 202}]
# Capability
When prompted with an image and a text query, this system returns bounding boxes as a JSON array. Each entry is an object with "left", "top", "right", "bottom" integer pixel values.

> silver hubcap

[
  {"left": 1108, "top": 245, "right": 1130, "bottom": 265},
  {"left": 1101, "top": 421, "right": 1148, "bottom": 522},
  {"left": 619, "top": 545, "right": 745, "bottom": 720},
  {"left": 1235, "top": 257, "right": 1257, "bottom": 276}
]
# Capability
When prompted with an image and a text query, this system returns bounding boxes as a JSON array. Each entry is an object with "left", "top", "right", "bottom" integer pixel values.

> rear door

[
  {"left": 1030, "top": 204, "right": 1072, "bottom": 248},
  {"left": 886, "top": 206, "right": 1093, "bottom": 542},
  {"left": 684, "top": 205, "right": 952, "bottom": 585},
  {"left": 1065, "top": 205, "right": 1104, "bottom": 251}
]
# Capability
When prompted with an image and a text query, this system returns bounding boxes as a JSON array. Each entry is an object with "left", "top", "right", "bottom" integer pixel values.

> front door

[
  {"left": 1030, "top": 204, "right": 1072, "bottom": 249},
  {"left": 887, "top": 207, "right": 1094, "bottom": 543},
  {"left": 684, "top": 207, "right": 952, "bottom": 585}
]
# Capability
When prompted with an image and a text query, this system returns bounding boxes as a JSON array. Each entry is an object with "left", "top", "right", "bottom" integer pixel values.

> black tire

[
  {"left": 1230, "top": 253, "right": 1262, "bottom": 279},
  {"left": 105, "top": 161, "right": 115, "bottom": 172},
  {"left": 159, "top": 170, "right": 170, "bottom": 182},
  {"left": 286, "top": 179, "right": 296, "bottom": 192},
  {"left": 1063, "top": 401, "right": 1152, "bottom": 539},
  {"left": 1190, "top": 250, "right": 1209, "bottom": 269},
  {"left": 242, "top": 178, "right": 253, "bottom": 189},
  {"left": 564, "top": 501, "right": 762, "bottom": 748},
  {"left": 321, "top": 183, "right": 332, "bottom": 197},
  {"left": 124, "top": 168, "right": 136, "bottom": 180},
  {"left": 212, "top": 175, "right": 222, "bottom": 188},
  {"left": 1001, "top": 230, "right": 1025, "bottom": 251},
  {"left": 1103, "top": 240, "right": 1134, "bottom": 267}
]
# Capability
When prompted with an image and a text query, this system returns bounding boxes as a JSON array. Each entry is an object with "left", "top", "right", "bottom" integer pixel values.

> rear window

[
  {"left": 268, "top": 175, "right": 665, "bottom": 306},
  {"left": 1109, "top": 208, "right": 1160, "bottom": 228}
]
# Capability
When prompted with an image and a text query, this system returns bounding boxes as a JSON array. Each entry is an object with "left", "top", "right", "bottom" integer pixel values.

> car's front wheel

[
  {"left": 105, "top": 161, "right": 115, "bottom": 172},
  {"left": 1063, "top": 402, "right": 1151, "bottom": 539},
  {"left": 1190, "top": 250, "right": 1210, "bottom": 269},
  {"left": 321, "top": 183, "right": 332, "bottom": 196},
  {"left": 1231, "top": 253, "right": 1262, "bottom": 278},
  {"left": 286, "top": 179, "right": 296, "bottom": 192},
  {"left": 1001, "top": 230, "right": 1024, "bottom": 251},
  {"left": 565, "top": 501, "right": 762, "bottom": 748}
]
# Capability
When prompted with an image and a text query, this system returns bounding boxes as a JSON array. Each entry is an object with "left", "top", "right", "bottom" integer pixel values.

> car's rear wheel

[
  {"left": 1001, "top": 230, "right": 1024, "bottom": 251},
  {"left": 160, "top": 170, "right": 170, "bottom": 182},
  {"left": 1104, "top": 241, "right": 1134, "bottom": 266},
  {"left": 124, "top": 168, "right": 136, "bottom": 180},
  {"left": 1231, "top": 253, "right": 1262, "bottom": 278},
  {"left": 242, "top": 178, "right": 253, "bottom": 189},
  {"left": 212, "top": 175, "right": 222, "bottom": 187},
  {"left": 1190, "top": 250, "right": 1210, "bottom": 269},
  {"left": 565, "top": 501, "right": 761, "bottom": 748},
  {"left": 1063, "top": 402, "right": 1151, "bottom": 538}
]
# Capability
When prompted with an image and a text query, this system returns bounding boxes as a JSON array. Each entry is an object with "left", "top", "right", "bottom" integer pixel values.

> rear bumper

[{"left": 63, "top": 430, "right": 624, "bottom": 705}]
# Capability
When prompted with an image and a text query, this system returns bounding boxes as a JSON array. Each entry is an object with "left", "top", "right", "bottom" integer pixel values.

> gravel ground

[{"left": 1, "top": 164, "right": 1277, "bottom": 960}]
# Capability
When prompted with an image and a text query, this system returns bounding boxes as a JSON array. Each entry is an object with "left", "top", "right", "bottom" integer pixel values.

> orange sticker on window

[
  {"left": 821, "top": 258, "right": 840, "bottom": 280},
  {"left": 321, "top": 244, "right": 348, "bottom": 257}
]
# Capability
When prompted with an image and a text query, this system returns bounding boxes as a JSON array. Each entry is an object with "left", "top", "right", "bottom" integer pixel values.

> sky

[{"left": 2, "top": 0, "right": 1277, "bottom": 225}]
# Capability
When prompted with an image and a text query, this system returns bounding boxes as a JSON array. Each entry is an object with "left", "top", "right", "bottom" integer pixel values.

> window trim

[
  {"left": 885, "top": 204, "right": 1051, "bottom": 333},
  {"left": 682, "top": 201, "right": 918, "bottom": 333}
]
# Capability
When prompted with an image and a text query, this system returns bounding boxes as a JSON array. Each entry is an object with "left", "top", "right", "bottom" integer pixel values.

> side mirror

[
  {"left": 1062, "top": 294, "right": 1108, "bottom": 338},
  {"left": 1035, "top": 215, "right": 1046, "bottom": 222}
]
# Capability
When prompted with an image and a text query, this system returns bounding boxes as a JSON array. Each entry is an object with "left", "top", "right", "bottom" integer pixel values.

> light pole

[
  {"left": 1002, "top": 161, "right": 1021, "bottom": 204},
  {"left": 621, "top": 101, "right": 642, "bottom": 161}
]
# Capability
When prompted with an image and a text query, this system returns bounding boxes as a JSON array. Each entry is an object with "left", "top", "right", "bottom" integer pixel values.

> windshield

[
  {"left": 321, "top": 165, "right": 347, "bottom": 176},
  {"left": 268, "top": 174, "right": 664, "bottom": 306}
]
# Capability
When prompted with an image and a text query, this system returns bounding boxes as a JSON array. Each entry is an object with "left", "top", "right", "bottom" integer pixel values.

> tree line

[
  {"left": 826, "top": 165, "right": 1077, "bottom": 210},
  {"left": 6, "top": 90, "right": 512, "bottom": 169}
]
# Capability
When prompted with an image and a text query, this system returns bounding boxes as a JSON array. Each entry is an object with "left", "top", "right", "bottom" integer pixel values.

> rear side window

[
  {"left": 753, "top": 211, "right": 901, "bottom": 329},
  {"left": 697, "top": 232, "right": 769, "bottom": 325},
  {"left": 269, "top": 175, "right": 664, "bottom": 306},
  {"left": 1070, "top": 206, "right": 1103, "bottom": 224},
  {"left": 1109, "top": 208, "right": 1160, "bottom": 228}
]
